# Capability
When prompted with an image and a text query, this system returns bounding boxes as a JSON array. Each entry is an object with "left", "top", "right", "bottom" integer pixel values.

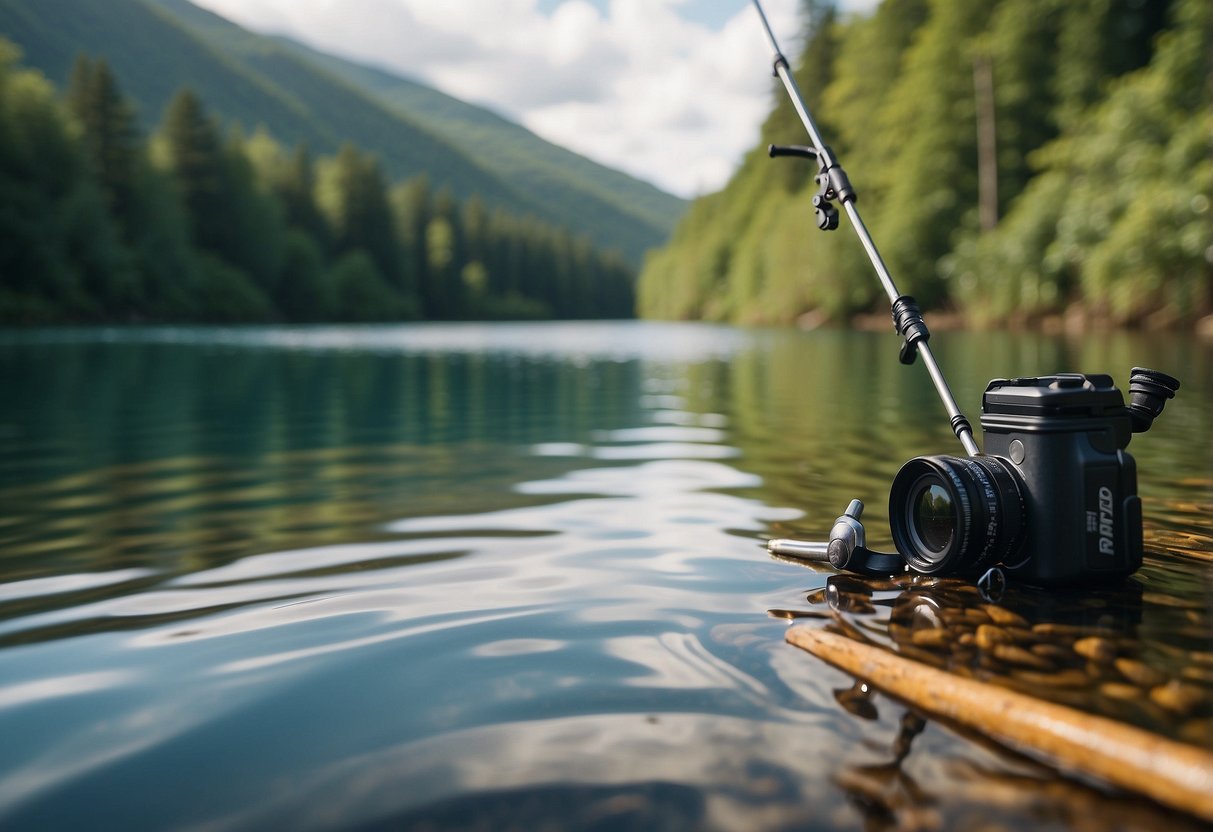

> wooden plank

[{"left": 787, "top": 625, "right": 1213, "bottom": 822}]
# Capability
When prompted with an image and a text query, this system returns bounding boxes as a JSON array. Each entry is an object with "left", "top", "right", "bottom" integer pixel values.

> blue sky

[{"left": 190, "top": 0, "right": 877, "bottom": 198}]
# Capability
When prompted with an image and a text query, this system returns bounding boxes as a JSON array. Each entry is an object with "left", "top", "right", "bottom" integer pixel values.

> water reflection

[{"left": 0, "top": 323, "right": 1209, "bottom": 829}]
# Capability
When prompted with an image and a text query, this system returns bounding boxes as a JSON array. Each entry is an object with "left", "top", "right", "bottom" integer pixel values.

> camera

[
  {"left": 888, "top": 368, "right": 1178, "bottom": 584},
  {"left": 771, "top": 368, "right": 1179, "bottom": 586}
]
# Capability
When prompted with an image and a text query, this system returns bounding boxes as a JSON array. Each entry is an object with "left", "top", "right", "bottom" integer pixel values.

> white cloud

[{"left": 190, "top": 0, "right": 803, "bottom": 198}]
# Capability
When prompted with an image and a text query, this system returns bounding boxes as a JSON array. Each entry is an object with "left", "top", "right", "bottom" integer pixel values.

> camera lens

[
  {"left": 913, "top": 483, "right": 954, "bottom": 553},
  {"left": 889, "top": 455, "right": 1025, "bottom": 575}
]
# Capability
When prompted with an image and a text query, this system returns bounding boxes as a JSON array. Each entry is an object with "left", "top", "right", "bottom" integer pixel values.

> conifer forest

[{"left": 0, "top": 47, "right": 635, "bottom": 324}]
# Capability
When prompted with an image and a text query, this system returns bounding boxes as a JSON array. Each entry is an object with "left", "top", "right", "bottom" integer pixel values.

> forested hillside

[
  {"left": 639, "top": 0, "right": 1212, "bottom": 329},
  {"left": 0, "top": 0, "right": 684, "bottom": 265},
  {"left": 0, "top": 47, "right": 634, "bottom": 324}
]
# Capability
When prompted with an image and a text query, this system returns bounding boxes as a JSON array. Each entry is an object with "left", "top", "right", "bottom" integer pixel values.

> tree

[
  {"left": 867, "top": 0, "right": 996, "bottom": 305},
  {"left": 158, "top": 94, "right": 286, "bottom": 304},
  {"left": 278, "top": 229, "right": 333, "bottom": 321},
  {"left": 159, "top": 89, "right": 226, "bottom": 255},
  {"left": 330, "top": 249, "right": 416, "bottom": 321},
  {"left": 425, "top": 187, "right": 466, "bottom": 317},
  {"left": 66, "top": 56, "right": 141, "bottom": 235},
  {"left": 0, "top": 40, "right": 130, "bottom": 321},
  {"left": 218, "top": 129, "right": 286, "bottom": 295},
  {"left": 321, "top": 144, "right": 402, "bottom": 291},
  {"left": 947, "top": 0, "right": 1212, "bottom": 325},
  {"left": 392, "top": 175, "right": 431, "bottom": 310},
  {"left": 247, "top": 130, "right": 330, "bottom": 249}
]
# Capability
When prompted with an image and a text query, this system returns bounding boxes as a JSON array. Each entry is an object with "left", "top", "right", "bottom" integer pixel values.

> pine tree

[
  {"left": 66, "top": 56, "right": 141, "bottom": 236},
  {"left": 392, "top": 175, "right": 432, "bottom": 311},
  {"left": 0, "top": 40, "right": 131, "bottom": 321},
  {"left": 218, "top": 129, "right": 286, "bottom": 295},
  {"left": 282, "top": 144, "right": 329, "bottom": 248},
  {"left": 159, "top": 89, "right": 226, "bottom": 254},
  {"left": 322, "top": 144, "right": 403, "bottom": 293},
  {"left": 427, "top": 187, "right": 466, "bottom": 317}
]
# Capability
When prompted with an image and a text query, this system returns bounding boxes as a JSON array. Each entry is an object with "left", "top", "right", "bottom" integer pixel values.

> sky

[{"left": 188, "top": 0, "right": 877, "bottom": 199}]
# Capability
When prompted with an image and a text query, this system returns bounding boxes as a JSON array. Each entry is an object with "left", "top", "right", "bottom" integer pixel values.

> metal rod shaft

[
  {"left": 767, "top": 538, "right": 831, "bottom": 561},
  {"left": 918, "top": 343, "right": 982, "bottom": 456},
  {"left": 752, "top": 0, "right": 980, "bottom": 458}
]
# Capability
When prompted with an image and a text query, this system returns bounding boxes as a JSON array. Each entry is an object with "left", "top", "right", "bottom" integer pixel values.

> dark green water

[{"left": 0, "top": 322, "right": 1209, "bottom": 830}]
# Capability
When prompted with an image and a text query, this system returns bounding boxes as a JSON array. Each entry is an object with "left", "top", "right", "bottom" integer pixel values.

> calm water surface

[{"left": 0, "top": 321, "right": 1210, "bottom": 830}]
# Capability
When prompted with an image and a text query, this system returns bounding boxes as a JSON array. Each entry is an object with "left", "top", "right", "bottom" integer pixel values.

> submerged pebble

[
  {"left": 1114, "top": 657, "right": 1166, "bottom": 688},
  {"left": 1099, "top": 681, "right": 1142, "bottom": 701},
  {"left": 983, "top": 605, "right": 1028, "bottom": 628},
  {"left": 992, "top": 644, "right": 1053, "bottom": 670},
  {"left": 1150, "top": 680, "right": 1205, "bottom": 716},
  {"left": 976, "top": 625, "right": 1014, "bottom": 650},
  {"left": 1072, "top": 637, "right": 1119, "bottom": 663}
]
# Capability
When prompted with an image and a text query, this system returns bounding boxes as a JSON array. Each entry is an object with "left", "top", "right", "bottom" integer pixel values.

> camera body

[
  {"left": 888, "top": 370, "right": 1177, "bottom": 586},
  {"left": 980, "top": 373, "right": 1141, "bottom": 584}
]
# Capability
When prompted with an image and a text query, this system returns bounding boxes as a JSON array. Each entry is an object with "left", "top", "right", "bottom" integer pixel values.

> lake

[{"left": 0, "top": 321, "right": 1210, "bottom": 830}]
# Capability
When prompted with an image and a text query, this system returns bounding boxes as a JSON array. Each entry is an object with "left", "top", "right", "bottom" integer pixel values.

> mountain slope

[
  {"left": 0, "top": 0, "right": 518, "bottom": 204},
  {"left": 0, "top": 0, "right": 684, "bottom": 263},
  {"left": 145, "top": 0, "right": 683, "bottom": 242},
  {"left": 277, "top": 40, "right": 681, "bottom": 241}
]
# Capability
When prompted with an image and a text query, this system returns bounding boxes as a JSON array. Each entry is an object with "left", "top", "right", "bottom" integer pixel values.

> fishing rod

[
  {"left": 750, "top": 0, "right": 980, "bottom": 458},
  {"left": 756, "top": 1, "right": 1181, "bottom": 585}
]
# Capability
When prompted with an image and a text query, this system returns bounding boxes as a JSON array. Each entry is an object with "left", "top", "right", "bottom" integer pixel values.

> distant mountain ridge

[{"left": 0, "top": 0, "right": 685, "bottom": 263}]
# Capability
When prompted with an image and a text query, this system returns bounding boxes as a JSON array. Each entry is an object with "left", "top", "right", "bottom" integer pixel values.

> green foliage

[
  {"left": 948, "top": 0, "right": 1211, "bottom": 325},
  {"left": 640, "top": 0, "right": 1208, "bottom": 329},
  {"left": 0, "top": 37, "right": 637, "bottom": 324},
  {"left": 329, "top": 250, "right": 414, "bottom": 322},
  {"left": 159, "top": 90, "right": 225, "bottom": 248},
  {"left": 195, "top": 253, "right": 271, "bottom": 322},
  {"left": 277, "top": 229, "right": 332, "bottom": 321},
  {"left": 0, "top": 41, "right": 120, "bottom": 321},
  {"left": 319, "top": 144, "right": 401, "bottom": 290},
  {"left": 66, "top": 56, "right": 140, "bottom": 230}
]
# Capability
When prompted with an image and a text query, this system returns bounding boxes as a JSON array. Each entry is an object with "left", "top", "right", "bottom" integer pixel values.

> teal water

[{"left": 0, "top": 322, "right": 1210, "bottom": 830}]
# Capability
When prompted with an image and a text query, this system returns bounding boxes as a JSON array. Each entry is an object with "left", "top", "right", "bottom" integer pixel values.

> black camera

[
  {"left": 770, "top": 368, "right": 1179, "bottom": 587},
  {"left": 888, "top": 368, "right": 1179, "bottom": 585}
]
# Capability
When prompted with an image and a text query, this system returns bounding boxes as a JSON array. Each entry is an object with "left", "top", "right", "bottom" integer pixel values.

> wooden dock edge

[{"left": 786, "top": 625, "right": 1213, "bottom": 822}]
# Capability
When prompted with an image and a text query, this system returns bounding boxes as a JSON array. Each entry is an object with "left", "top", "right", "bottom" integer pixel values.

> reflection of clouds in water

[
  {"left": 21, "top": 322, "right": 765, "bottom": 364},
  {"left": 593, "top": 426, "right": 729, "bottom": 443},
  {"left": 471, "top": 638, "right": 564, "bottom": 658},
  {"left": 0, "top": 453, "right": 807, "bottom": 824},
  {"left": 0, "top": 673, "right": 261, "bottom": 818},
  {"left": 0, "top": 670, "right": 134, "bottom": 710},
  {"left": 511, "top": 459, "right": 764, "bottom": 498},
  {"left": 197, "top": 713, "right": 839, "bottom": 832},
  {"left": 0, "top": 569, "right": 154, "bottom": 604},
  {"left": 0, "top": 364, "right": 815, "bottom": 828}
]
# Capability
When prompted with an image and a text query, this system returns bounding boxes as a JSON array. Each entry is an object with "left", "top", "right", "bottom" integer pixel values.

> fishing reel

[
  {"left": 768, "top": 144, "right": 853, "bottom": 231},
  {"left": 769, "top": 500, "right": 903, "bottom": 577}
]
